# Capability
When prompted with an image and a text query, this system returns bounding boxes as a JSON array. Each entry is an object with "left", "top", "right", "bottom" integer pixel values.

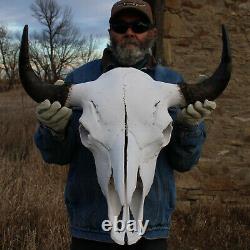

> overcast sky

[{"left": 0, "top": 0, "right": 117, "bottom": 50}]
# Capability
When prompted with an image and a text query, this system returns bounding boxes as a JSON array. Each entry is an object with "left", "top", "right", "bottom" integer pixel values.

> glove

[
  {"left": 36, "top": 80, "right": 72, "bottom": 138},
  {"left": 176, "top": 99, "right": 216, "bottom": 126},
  {"left": 54, "top": 79, "right": 64, "bottom": 86}
]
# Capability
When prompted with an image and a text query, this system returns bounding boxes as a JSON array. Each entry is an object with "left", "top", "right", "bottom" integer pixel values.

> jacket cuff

[
  {"left": 172, "top": 121, "right": 205, "bottom": 138},
  {"left": 38, "top": 123, "right": 65, "bottom": 142}
]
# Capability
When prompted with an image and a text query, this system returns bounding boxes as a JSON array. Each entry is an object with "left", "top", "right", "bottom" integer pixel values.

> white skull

[{"left": 68, "top": 67, "right": 184, "bottom": 245}]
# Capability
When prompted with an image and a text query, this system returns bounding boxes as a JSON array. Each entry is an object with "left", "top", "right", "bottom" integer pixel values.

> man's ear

[
  {"left": 149, "top": 27, "right": 158, "bottom": 39},
  {"left": 152, "top": 27, "right": 158, "bottom": 38}
]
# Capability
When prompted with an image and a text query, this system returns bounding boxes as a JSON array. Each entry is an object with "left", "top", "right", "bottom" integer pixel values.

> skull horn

[
  {"left": 19, "top": 25, "right": 71, "bottom": 105},
  {"left": 180, "top": 24, "right": 232, "bottom": 104}
]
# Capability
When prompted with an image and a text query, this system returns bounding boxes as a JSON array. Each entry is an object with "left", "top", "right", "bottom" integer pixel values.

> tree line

[{"left": 0, "top": 0, "right": 101, "bottom": 90}]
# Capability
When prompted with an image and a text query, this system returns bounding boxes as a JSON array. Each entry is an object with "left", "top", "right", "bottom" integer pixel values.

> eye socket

[
  {"left": 79, "top": 124, "right": 90, "bottom": 140},
  {"left": 162, "top": 122, "right": 173, "bottom": 138}
]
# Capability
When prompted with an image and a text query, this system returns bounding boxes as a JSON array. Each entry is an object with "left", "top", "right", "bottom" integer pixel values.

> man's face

[{"left": 109, "top": 13, "right": 157, "bottom": 66}]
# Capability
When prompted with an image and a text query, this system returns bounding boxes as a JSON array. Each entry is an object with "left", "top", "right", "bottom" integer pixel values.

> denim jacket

[{"left": 34, "top": 59, "right": 206, "bottom": 242}]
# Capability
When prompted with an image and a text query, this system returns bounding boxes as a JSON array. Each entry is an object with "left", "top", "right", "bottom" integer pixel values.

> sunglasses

[{"left": 110, "top": 21, "right": 152, "bottom": 34}]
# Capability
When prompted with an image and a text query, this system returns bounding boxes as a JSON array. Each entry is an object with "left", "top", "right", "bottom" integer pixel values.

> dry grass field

[
  {"left": 0, "top": 88, "right": 249, "bottom": 250},
  {"left": 0, "top": 89, "right": 70, "bottom": 249}
]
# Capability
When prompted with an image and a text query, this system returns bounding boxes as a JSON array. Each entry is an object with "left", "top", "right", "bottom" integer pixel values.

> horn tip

[
  {"left": 24, "top": 24, "right": 28, "bottom": 31},
  {"left": 21, "top": 25, "right": 29, "bottom": 46},
  {"left": 22, "top": 25, "right": 29, "bottom": 39},
  {"left": 221, "top": 24, "right": 227, "bottom": 37},
  {"left": 220, "top": 23, "right": 232, "bottom": 65}
]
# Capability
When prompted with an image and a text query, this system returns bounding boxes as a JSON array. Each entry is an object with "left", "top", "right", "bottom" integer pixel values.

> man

[{"left": 34, "top": 1, "right": 215, "bottom": 249}]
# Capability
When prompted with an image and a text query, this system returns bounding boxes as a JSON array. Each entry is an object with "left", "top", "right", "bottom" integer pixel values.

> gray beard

[{"left": 109, "top": 37, "right": 155, "bottom": 66}]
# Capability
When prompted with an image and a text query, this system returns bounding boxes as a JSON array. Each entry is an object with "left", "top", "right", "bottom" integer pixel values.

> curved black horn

[
  {"left": 180, "top": 24, "right": 232, "bottom": 104},
  {"left": 19, "top": 25, "right": 71, "bottom": 105}
]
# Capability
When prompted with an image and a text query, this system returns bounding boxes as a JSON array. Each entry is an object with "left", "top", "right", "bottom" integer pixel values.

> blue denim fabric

[{"left": 34, "top": 60, "right": 206, "bottom": 242}]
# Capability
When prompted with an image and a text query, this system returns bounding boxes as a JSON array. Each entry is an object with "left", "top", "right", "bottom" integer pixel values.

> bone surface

[{"left": 69, "top": 68, "right": 182, "bottom": 244}]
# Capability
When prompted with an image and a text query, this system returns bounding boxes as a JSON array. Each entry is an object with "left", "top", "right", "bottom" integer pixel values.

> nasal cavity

[{"left": 130, "top": 172, "right": 143, "bottom": 220}]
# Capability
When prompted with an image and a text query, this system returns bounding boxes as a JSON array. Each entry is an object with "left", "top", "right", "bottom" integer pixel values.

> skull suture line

[{"left": 19, "top": 25, "right": 232, "bottom": 245}]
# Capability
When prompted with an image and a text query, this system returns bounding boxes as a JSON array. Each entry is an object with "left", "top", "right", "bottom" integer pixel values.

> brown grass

[
  {"left": 169, "top": 206, "right": 250, "bottom": 250},
  {"left": 0, "top": 88, "right": 249, "bottom": 250},
  {"left": 0, "top": 89, "right": 69, "bottom": 249}
]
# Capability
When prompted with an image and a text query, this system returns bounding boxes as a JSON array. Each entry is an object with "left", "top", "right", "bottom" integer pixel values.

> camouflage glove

[
  {"left": 176, "top": 100, "right": 216, "bottom": 126},
  {"left": 36, "top": 80, "right": 72, "bottom": 138}
]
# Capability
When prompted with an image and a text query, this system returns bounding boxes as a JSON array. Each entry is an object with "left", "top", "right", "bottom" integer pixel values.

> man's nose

[{"left": 125, "top": 27, "right": 135, "bottom": 36}]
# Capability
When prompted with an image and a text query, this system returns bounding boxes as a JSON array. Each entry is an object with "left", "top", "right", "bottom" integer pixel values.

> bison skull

[{"left": 69, "top": 68, "right": 183, "bottom": 244}]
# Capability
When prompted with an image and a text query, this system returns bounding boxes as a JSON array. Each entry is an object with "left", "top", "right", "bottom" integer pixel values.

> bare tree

[
  {"left": 0, "top": 26, "right": 19, "bottom": 88},
  {"left": 80, "top": 35, "right": 101, "bottom": 65},
  {"left": 30, "top": 0, "right": 100, "bottom": 82},
  {"left": 29, "top": 34, "right": 51, "bottom": 81}
]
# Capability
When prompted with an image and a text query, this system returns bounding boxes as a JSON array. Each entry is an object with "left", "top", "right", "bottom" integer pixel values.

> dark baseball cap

[{"left": 109, "top": 0, "right": 154, "bottom": 24}]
